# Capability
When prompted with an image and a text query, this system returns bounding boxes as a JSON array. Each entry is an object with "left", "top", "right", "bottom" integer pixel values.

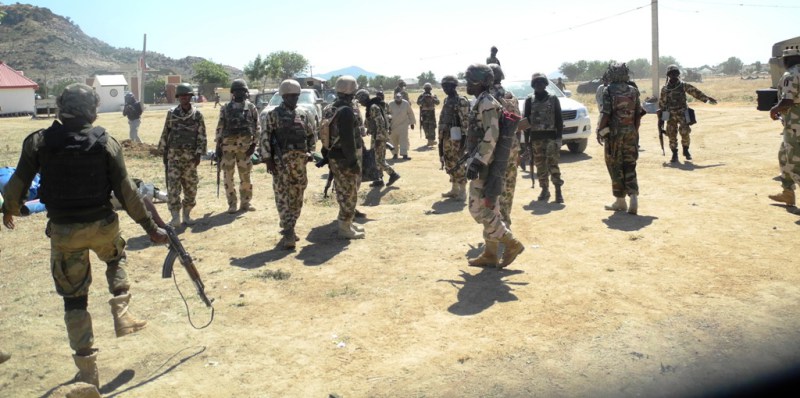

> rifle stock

[{"left": 658, "top": 126, "right": 666, "bottom": 156}]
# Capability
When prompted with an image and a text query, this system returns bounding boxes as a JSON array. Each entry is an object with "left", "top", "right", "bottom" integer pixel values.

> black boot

[
  {"left": 555, "top": 185, "right": 564, "bottom": 203},
  {"left": 370, "top": 179, "right": 385, "bottom": 188},
  {"left": 387, "top": 173, "right": 401, "bottom": 186},
  {"left": 682, "top": 146, "right": 692, "bottom": 160},
  {"left": 670, "top": 148, "right": 678, "bottom": 163}
]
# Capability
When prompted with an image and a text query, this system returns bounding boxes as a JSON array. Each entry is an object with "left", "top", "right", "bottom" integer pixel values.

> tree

[
  {"left": 720, "top": 56, "right": 743, "bottom": 75},
  {"left": 658, "top": 56, "right": 681, "bottom": 76},
  {"left": 357, "top": 75, "right": 369, "bottom": 89},
  {"left": 584, "top": 60, "right": 614, "bottom": 80},
  {"left": 326, "top": 75, "right": 342, "bottom": 88},
  {"left": 754, "top": 60, "right": 762, "bottom": 73},
  {"left": 416, "top": 71, "right": 437, "bottom": 86},
  {"left": 559, "top": 62, "right": 583, "bottom": 81},
  {"left": 626, "top": 58, "right": 651, "bottom": 79},
  {"left": 456, "top": 72, "right": 465, "bottom": 80},
  {"left": 143, "top": 77, "right": 166, "bottom": 104},
  {"left": 264, "top": 51, "right": 309, "bottom": 80},
  {"left": 192, "top": 60, "right": 229, "bottom": 85},
  {"left": 369, "top": 75, "right": 388, "bottom": 90},
  {"left": 243, "top": 55, "right": 268, "bottom": 89}
]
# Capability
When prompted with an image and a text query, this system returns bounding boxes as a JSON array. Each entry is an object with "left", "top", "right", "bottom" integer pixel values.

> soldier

[
  {"left": 1, "top": 83, "right": 168, "bottom": 389},
  {"left": 388, "top": 92, "right": 416, "bottom": 160},
  {"left": 393, "top": 79, "right": 410, "bottom": 103},
  {"left": 487, "top": 63, "right": 523, "bottom": 224},
  {"left": 158, "top": 83, "right": 207, "bottom": 227},
  {"left": 416, "top": 82, "right": 441, "bottom": 147},
  {"left": 356, "top": 89, "right": 401, "bottom": 188},
  {"left": 322, "top": 75, "right": 366, "bottom": 239},
  {"left": 463, "top": 64, "right": 524, "bottom": 269},
  {"left": 439, "top": 75, "right": 470, "bottom": 201},
  {"left": 213, "top": 92, "right": 221, "bottom": 108},
  {"left": 486, "top": 46, "right": 500, "bottom": 66},
  {"left": 658, "top": 64, "right": 718, "bottom": 163},
  {"left": 596, "top": 63, "right": 644, "bottom": 214},
  {"left": 524, "top": 72, "right": 565, "bottom": 203},
  {"left": 770, "top": 48, "right": 800, "bottom": 200},
  {"left": 555, "top": 77, "right": 566, "bottom": 92},
  {"left": 122, "top": 92, "right": 143, "bottom": 143},
  {"left": 216, "top": 79, "right": 260, "bottom": 214},
  {"left": 768, "top": 143, "right": 796, "bottom": 207},
  {"left": 260, "top": 79, "right": 316, "bottom": 249}
]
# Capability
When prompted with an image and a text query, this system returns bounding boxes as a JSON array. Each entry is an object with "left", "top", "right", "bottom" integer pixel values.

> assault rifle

[{"left": 658, "top": 125, "right": 666, "bottom": 156}]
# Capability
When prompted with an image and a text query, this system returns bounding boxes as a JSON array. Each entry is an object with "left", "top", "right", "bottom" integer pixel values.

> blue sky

[{"left": 18, "top": 0, "right": 800, "bottom": 80}]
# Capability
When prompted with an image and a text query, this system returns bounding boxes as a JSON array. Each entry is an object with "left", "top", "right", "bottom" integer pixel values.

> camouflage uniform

[
  {"left": 365, "top": 102, "right": 397, "bottom": 179},
  {"left": 524, "top": 93, "right": 564, "bottom": 190},
  {"left": 216, "top": 100, "right": 260, "bottom": 210},
  {"left": 261, "top": 104, "right": 315, "bottom": 237},
  {"left": 324, "top": 100, "right": 363, "bottom": 223},
  {"left": 658, "top": 81, "right": 713, "bottom": 150},
  {"left": 490, "top": 85, "right": 521, "bottom": 225},
  {"left": 158, "top": 105, "right": 207, "bottom": 213},
  {"left": 602, "top": 82, "right": 643, "bottom": 198},
  {"left": 779, "top": 64, "right": 800, "bottom": 186},
  {"left": 439, "top": 94, "right": 470, "bottom": 186},
  {"left": 416, "top": 91, "right": 440, "bottom": 142}
]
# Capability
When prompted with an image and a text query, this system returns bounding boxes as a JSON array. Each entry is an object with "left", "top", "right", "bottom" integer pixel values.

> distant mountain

[
  {"left": 316, "top": 66, "right": 380, "bottom": 80},
  {"left": 0, "top": 4, "right": 241, "bottom": 86}
]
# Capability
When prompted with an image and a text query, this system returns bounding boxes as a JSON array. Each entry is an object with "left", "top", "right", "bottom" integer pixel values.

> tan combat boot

[
  {"left": 227, "top": 203, "right": 238, "bottom": 214},
  {"left": 338, "top": 221, "right": 365, "bottom": 239},
  {"left": 499, "top": 233, "right": 524, "bottom": 269},
  {"left": 604, "top": 197, "right": 627, "bottom": 212},
  {"left": 628, "top": 194, "right": 638, "bottom": 215},
  {"left": 456, "top": 183, "right": 467, "bottom": 201},
  {"left": 239, "top": 202, "right": 256, "bottom": 212},
  {"left": 168, "top": 209, "right": 181, "bottom": 228},
  {"left": 769, "top": 189, "right": 796, "bottom": 207},
  {"left": 72, "top": 350, "right": 99, "bottom": 388},
  {"left": 182, "top": 206, "right": 195, "bottom": 225},
  {"left": 442, "top": 182, "right": 459, "bottom": 198},
  {"left": 468, "top": 240, "right": 499, "bottom": 267},
  {"left": 109, "top": 293, "right": 147, "bottom": 337},
  {"left": 0, "top": 350, "right": 10, "bottom": 364},
  {"left": 280, "top": 230, "right": 296, "bottom": 250}
]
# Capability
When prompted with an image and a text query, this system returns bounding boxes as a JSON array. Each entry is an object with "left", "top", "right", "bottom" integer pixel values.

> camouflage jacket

[
  {"left": 490, "top": 85, "right": 521, "bottom": 116},
  {"left": 416, "top": 92, "right": 440, "bottom": 111},
  {"left": 158, "top": 105, "right": 207, "bottom": 157},
  {"left": 467, "top": 91, "right": 502, "bottom": 165},
  {"left": 658, "top": 81, "right": 711, "bottom": 112},
  {"left": 779, "top": 64, "right": 800, "bottom": 128},
  {"left": 215, "top": 100, "right": 259, "bottom": 143},
  {"left": 366, "top": 103, "right": 390, "bottom": 141},
  {"left": 438, "top": 94, "right": 470, "bottom": 133},
  {"left": 260, "top": 104, "right": 315, "bottom": 160},
  {"left": 602, "top": 83, "right": 642, "bottom": 133}
]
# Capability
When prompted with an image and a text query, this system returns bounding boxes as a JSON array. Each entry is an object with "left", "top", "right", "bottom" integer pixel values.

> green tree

[
  {"left": 264, "top": 51, "right": 309, "bottom": 80},
  {"left": 357, "top": 75, "right": 369, "bottom": 89},
  {"left": 626, "top": 58, "right": 651, "bottom": 79},
  {"left": 244, "top": 54, "right": 268, "bottom": 89},
  {"left": 559, "top": 62, "right": 583, "bottom": 81},
  {"left": 658, "top": 56, "right": 681, "bottom": 76},
  {"left": 326, "top": 75, "right": 342, "bottom": 88},
  {"left": 720, "top": 56, "right": 743, "bottom": 75},
  {"left": 456, "top": 72, "right": 465, "bottom": 80},
  {"left": 192, "top": 60, "right": 229, "bottom": 85},
  {"left": 387, "top": 75, "right": 403, "bottom": 89},
  {"left": 369, "top": 75, "right": 387, "bottom": 90},
  {"left": 143, "top": 77, "right": 166, "bottom": 104},
  {"left": 754, "top": 60, "right": 762, "bottom": 73},
  {"left": 584, "top": 60, "right": 614, "bottom": 80},
  {"left": 416, "top": 70, "right": 437, "bottom": 86}
]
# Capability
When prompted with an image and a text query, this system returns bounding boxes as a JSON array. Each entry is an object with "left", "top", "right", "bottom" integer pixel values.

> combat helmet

[
  {"left": 57, "top": 83, "right": 100, "bottom": 121},
  {"left": 423, "top": 82, "right": 432, "bottom": 91},
  {"left": 335, "top": 75, "right": 358, "bottom": 95},
  {"left": 607, "top": 63, "right": 630, "bottom": 83},
  {"left": 465, "top": 64, "right": 494, "bottom": 88},
  {"left": 279, "top": 79, "right": 301, "bottom": 95},
  {"left": 175, "top": 83, "right": 193, "bottom": 97},
  {"left": 440, "top": 75, "right": 458, "bottom": 86},
  {"left": 666, "top": 64, "right": 680, "bottom": 75},
  {"left": 355, "top": 89, "right": 370, "bottom": 104},
  {"left": 230, "top": 79, "right": 249, "bottom": 92},
  {"left": 397, "top": 79, "right": 406, "bottom": 87},
  {"left": 488, "top": 63, "right": 504, "bottom": 84},
  {"left": 531, "top": 72, "right": 548, "bottom": 84}
]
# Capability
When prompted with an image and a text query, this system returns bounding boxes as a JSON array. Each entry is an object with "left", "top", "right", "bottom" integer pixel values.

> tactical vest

[
  {"left": 38, "top": 126, "right": 111, "bottom": 210},
  {"left": 420, "top": 94, "right": 436, "bottom": 110},
  {"left": 275, "top": 108, "right": 308, "bottom": 152},
  {"left": 528, "top": 95, "right": 558, "bottom": 131},
  {"left": 167, "top": 107, "right": 200, "bottom": 149},
  {"left": 662, "top": 82, "right": 687, "bottom": 111},
  {"left": 466, "top": 100, "right": 483, "bottom": 152},
  {"left": 223, "top": 101, "right": 254, "bottom": 136},
  {"left": 439, "top": 96, "right": 462, "bottom": 128},
  {"left": 320, "top": 105, "right": 347, "bottom": 150},
  {"left": 610, "top": 84, "right": 638, "bottom": 126}
]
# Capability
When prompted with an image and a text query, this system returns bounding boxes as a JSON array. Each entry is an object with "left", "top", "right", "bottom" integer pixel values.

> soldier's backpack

[
  {"left": 611, "top": 86, "right": 638, "bottom": 126},
  {"left": 320, "top": 106, "right": 347, "bottom": 150}
]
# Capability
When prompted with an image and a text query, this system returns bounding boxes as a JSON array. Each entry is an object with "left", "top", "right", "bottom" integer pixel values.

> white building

[
  {"left": 92, "top": 74, "right": 128, "bottom": 113},
  {"left": 0, "top": 61, "right": 38, "bottom": 116}
]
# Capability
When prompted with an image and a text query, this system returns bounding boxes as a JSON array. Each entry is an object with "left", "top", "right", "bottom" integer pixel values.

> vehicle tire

[{"left": 566, "top": 139, "right": 588, "bottom": 154}]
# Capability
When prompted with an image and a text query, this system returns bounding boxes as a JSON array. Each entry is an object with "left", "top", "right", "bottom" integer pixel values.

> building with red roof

[{"left": 0, "top": 61, "right": 39, "bottom": 116}]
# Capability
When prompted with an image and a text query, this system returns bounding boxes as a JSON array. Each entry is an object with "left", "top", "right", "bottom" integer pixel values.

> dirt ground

[{"left": 2, "top": 76, "right": 800, "bottom": 397}]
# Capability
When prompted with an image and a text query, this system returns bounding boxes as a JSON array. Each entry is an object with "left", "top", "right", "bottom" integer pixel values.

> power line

[{"left": 671, "top": 0, "right": 800, "bottom": 8}]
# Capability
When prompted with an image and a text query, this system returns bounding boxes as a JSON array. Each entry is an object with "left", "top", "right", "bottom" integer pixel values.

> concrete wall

[{"left": 0, "top": 87, "right": 35, "bottom": 115}]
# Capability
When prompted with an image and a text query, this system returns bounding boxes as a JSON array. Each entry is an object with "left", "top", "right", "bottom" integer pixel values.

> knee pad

[{"left": 64, "top": 295, "right": 88, "bottom": 312}]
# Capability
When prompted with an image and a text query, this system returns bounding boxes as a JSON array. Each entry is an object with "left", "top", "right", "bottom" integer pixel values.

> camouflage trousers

[
  {"left": 499, "top": 134, "right": 520, "bottom": 226},
  {"left": 49, "top": 213, "right": 130, "bottom": 353},
  {"left": 329, "top": 158, "right": 361, "bottom": 223},
  {"left": 604, "top": 130, "right": 639, "bottom": 198},
  {"left": 374, "top": 139, "right": 396, "bottom": 178},
  {"left": 441, "top": 132, "right": 466, "bottom": 185},
  {"left": 220, "top": 135, "right": 254, "bottom": 207},
  {"left": 779, "top": 135, "right": 796, "bottom": 190},
  {"left": 665, "top": 111, "right": 691, "bottom": 150},
  {"left": 273, "top": 151, "right": 309, "bottom": 233},
  {"left": 421, "top": 110, "right": 437, "bottom": 141},
  {"left": 165, "top": 148, "right": 199, "bottom": 211},
  {"left": 781, "top": 125, "right": 800, "bottom": 188},
  {"left": 531, "top": 138, "right": 563, "bottom": 188},
  {"left": 469, "top": 178, "right": 511, "bottom": 240}
]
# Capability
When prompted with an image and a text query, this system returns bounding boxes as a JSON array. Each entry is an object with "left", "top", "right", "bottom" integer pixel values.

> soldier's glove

[
  {"left": 465, "top": 157, "right": 482, "bottom": 181},
  {"left": 245, "top": 143, "right": 256, "bottom": 157},
  {"left": 148, "top": 227, "right": 169, "bottom": 245},
  {"left": 265, "top": 158, "right": 277, "bottom": 175}
]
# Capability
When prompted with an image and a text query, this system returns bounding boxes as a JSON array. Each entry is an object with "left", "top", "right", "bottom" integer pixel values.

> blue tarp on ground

[{"left": 0, "top": 166, "right": 46, "bottom": 214}]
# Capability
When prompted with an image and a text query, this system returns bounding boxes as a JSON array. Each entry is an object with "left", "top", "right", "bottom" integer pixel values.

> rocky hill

[{"left": 0, "top": 4, "right": 240, "bottom": 86}]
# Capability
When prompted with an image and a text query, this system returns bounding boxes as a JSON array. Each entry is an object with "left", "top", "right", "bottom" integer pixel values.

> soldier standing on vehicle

[
  {"left": 388, "top": 92, "right": 416, "bottom": 160},
  {"left": 596, "top": 63, "right": 644, "bottom": 214},
  {"left": 1, "top": 83, "right": 168, "bottom": 389},
  {"left": 261, "top": 80, "right": 316, "bottom": 249},
  {"left": 770, "top": 48, "right": 800, "bottom": 199},
  {"left": 463, "top": 64, "right": 524, "bottom": 269},
  {"left": 657, "top": 64, "right": 718, "bottom": 163},
  {"left": 216, "top": 79, "right": 260, "bottom": 214},
  {"left": 122, "top": 92, "right": 143, "bottom": 143},
  {"left": 158, "top": 83, "right": 207, "bottom": 227},
  {"left": 416, "top": 83, "right": 440, "bottom": 147},
  {"left": 439, "top": 75, "right": 470, "bottom": 201},
  {"left": 488, "top": 63, "right": 523, "bottom": 224},
  {"left": 393, "top": 79, "right": 410, "bottom": 103},
  {"left": 525, "top": 72, "right": 565, "bottom": 204},
  {"left": 356, "top": 89, "right": 401, "bottom": 188},
  {"left": 322, "top": 76, "right": 366, "bottom": 239},
  {"left": 486, "top": 46, "right": 500, "bottom": 66}
]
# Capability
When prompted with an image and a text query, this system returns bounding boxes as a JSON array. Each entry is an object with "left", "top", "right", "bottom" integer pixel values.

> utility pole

[
  {"left": 139, "top": 34, "right": 146, "bottom": 103},
  {"left": 651, "top": 0, "right": 660, "bottom": 99}
]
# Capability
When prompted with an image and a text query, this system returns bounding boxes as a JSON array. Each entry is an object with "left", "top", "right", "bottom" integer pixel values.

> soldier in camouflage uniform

[
  {"left": 260, "top": 80, "right": 316, "bottom": 249},
  {"left": 216, "top": 79, "right": 260, "bottom": 214},
  {"left": 1, "top": 84, "right": 168, "bottom": 389},
  {"left": 770, "top": 48, "right": 800, "bottom": 203},
  {"left": 488, "top": 63, "right": 522, "bottom": 225},
  {"left": 439, "top": 75, "right": 470, "bottom": 201},
  {"left": 356, "top": 89, "right": 401, "bottom": 188},
  {"left": 158, "top": 83, "right": 207, "bottom": 227},
  {"left": 323, "top": 76, "right": 366, "bottom": 239},
  {"left": 393, "top": 79, "right": 410, "bottom": 103},
  {"left": 416, "top": 82, "right": 441, "bottom": 147},
  {"left": 658, "top": 64, "right": 718, "bottom": 163},
  {"left": 463, "top": 64, "right": 524, "bottom": 269},
  {"left": 524, "top": 72, "right": 565, "bottom": 203},
  {"left": 597, "top": 63, "right": 644, "bottom": 215},
  {"left": 486, "top": 46, "right": 500, "bottom": 66}
]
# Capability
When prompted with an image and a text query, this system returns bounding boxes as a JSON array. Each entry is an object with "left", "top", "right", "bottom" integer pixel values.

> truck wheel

[{"left": 566, "top": 139, "right": 588, "bottom": 154}]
